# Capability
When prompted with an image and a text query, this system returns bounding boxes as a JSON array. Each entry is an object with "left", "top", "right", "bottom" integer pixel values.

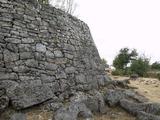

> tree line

[{"left": 105, "top": 47, "right": 160, "bottom": 79}]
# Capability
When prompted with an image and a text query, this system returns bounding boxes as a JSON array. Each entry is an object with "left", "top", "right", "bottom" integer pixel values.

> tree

[
  {"left": 130, "top": 56, "right": 150, "bottom": 77},
  {"left": 151, "top": 62, "right": 160, "bottom": 70},
  {"left": 113, "top": 48, "right": 138, "bottom": 70},
  {"left": 101, "top": 58, "right": 109, "bottom": 68}
]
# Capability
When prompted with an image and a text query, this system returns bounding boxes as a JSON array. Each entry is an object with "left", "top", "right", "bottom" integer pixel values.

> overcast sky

[{"left": 73, "top": 0, "right": 160, "bottom": 65}]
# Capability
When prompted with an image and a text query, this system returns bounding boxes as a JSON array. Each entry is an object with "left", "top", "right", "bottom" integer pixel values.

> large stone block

[{"left": 8, "top": 85, "right": 53, "bottom": 110}]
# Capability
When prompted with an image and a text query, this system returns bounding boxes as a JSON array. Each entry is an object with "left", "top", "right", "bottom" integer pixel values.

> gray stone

[
  {"left": 65, "top": 67, "right": 75, "bottom": 74},
  {"left": 0, "top": 95, "right": 9, "bottom": 111},
  {"left": 6, "top": 43, "right": 18, "bottom": 52},
  {"left": 94, "top": 91, "right": 108, "bottom": 114},
  {"left": 75, "top": 74, "right": 86, "bottom": 84},
  {"left": 56, "top": 71, "right": 67, "bottom": 79},
  {"left": 20, "top": 52, "right": 34, "bottom": 60},
  {"left": 0, "top": 0, "right": 111, "bottom": 115},
  {"left": 63, "top": 44, "right": 75, "bottom": 51},
  {"left": 104, "top": 89, "right": 146, "bottom": 106},
  {"left": 106, "top": 79, "right": 130, "bottom": 88},
  {"left": 3, "top": 50, "right": 19, "bottom": 62},
  {"left": 19, "top": 44, "right": 32, "bottom": 52},
  {"left": 25, "top": 59, "right": 38, "bottom": 68},
  {"left": 45, "top": 62, "right": 58, "bottom": 71},
  {"left": 13, "top": 66, "right": 30, "bottom": 73},
  {"left": 22, "top": 38, "right": 34, "bottom": 43},
  {"left": 0, "top": 80, "right": 19, "bottom": 92},
  {"left": 53, "top": 102, "right": 93, "bottom": 120},
  {"left": 36, "top": 43, "right": 46, "bottom": 53},
  {"left": 9, "top": 85, "right": 53, "bottom": 110},
  {"left": 10, "top": 113, "right": 26, "bottom": 120},
  {"left": 35, "top": 52, "right": 46, "bottom": 61},
  {"left": 0, "top": 89, "right": 5, "bottom": 96},
  {"left": 47, "top": 102, "right": 64, "bottom": 111},
  {"left": 0, "top": 54, "right": 3, "bottom": 61},
  {"left": 136, "top": 111, "right": 160, "bottom": 120},
  {"left": 41, "top": 74, "right": 55, "bottom": 83},
  {"left": 54, "top": 50, "right": 63, "bottom": 57},
  {"left": 54, "top": 107, "right": 76, "bottom": 120},
  {"left": 70, "top": 91, "right": 108, "bottom": 114},
  {"left": 65, "top": 53, "right": 74, "bottom": 59},
  {"left": 0, "top": 73, "right": 18, "bottom": 80},
  {"left": 46, "top": 50, "right": 54, "bottom": 59},
  {"left": 47, "top": 82, "right": 61, "bottom": 93},
  {"left": 5, "top": 38, "right": 21, "bottom": 43},
  {"left": 120, "top": 99, "right": 160, "bottom": 116}
]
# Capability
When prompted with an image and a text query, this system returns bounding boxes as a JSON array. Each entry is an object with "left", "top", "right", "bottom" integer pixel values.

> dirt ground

[
  {"left": 94, "top": 76, "right": 160, "bottom": 120},
  {"left": 112, "top": 76, "right": 160, "bottom": 103}
]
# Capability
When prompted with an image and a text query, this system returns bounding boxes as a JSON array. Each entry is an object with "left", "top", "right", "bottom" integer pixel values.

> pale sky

[{"left": 74, "top": 0, "right": 160, "bottom": 65}]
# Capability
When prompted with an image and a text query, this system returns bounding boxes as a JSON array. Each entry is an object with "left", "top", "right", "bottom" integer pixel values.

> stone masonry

[{"left": 0, "top": 0, "right": 110, "bottom": 110}]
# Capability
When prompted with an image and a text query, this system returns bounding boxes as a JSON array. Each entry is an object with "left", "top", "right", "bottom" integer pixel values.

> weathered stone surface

[
  {"left": 0, "top": 80, "right": 19, "bottom": 92},
  {"left": 104, "top": 88, "right": 147, "bottom": 107},
  {"left": 47, "top": 102, "right": 64, "bottom": 112},
  {"left": 8, "top": 85, "right": 53, "bottom": 110},
  {"left": 53, "top": 102, "right": 93, "bottom": 120},
  {"left": 70, "top": 91, "right": 108, "bottom": 114},
  {"left": 20, "top": 52, "right": 34, "bottom": 60},
  {"left": 54, "top": 50, "right": 63, "bottom": 57},
  {"left": 75, "top": 74, "right": 86, "bottom": 84},
  {"left": 0, "top": 0, "right": 110, "bottom": 113},
  {"left": 136, "top": 111, "right": 160, "bottom": 120},
  {"left": 45, "top": 62, "right": 58, "bottom": 71},
  {"left": 65, "top": 67, "right": 76, "bottom": 74},
  {"left": 0, "top": 89, "right": 5, "bottom": 96},
  {"left": 0, "top": 73, "right": 18, "bottom": 80},
  {"left": 10, "top": 113, "right": 26, "bottom": 120},
  {"left": 106, "top": 79, "right": 130, "bottom": 88},
  {"left": 120, "top": 99, "right": 160, "bottom": 115},
  {"left": 3, "top": 50, "right": 19, "bottom": 62},
  {"left": 36, "top": 43, "right": 46, "bottom": 53},
  {"left": 0, "top": 95, "right": 9, "bottom": 111}
]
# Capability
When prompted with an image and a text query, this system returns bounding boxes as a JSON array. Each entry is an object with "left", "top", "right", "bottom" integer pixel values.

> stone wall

[{"left": 0, "top": 0, "right": 110, "bottom": 110}]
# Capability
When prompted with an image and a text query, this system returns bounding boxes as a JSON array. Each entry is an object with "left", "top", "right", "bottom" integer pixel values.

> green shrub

[
  {"left": 151, "top": 62, "right": 160, "bottom": 70},
  {"left": 130, "top": 57, "right": 150, "bottom": 77},
  {"left": 157, "top": 73, "right": 160, "bottom": 80},
  {"left": 112, "top": 69, "right": 125, "bottom": 76},
  {"left": 145, "top": 71, "right": 160, "bottom": 80}
]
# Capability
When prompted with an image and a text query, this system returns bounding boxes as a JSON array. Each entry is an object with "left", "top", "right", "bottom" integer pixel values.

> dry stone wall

[{"left": 0, "top": 0, "right": 110, "bottom": 110}]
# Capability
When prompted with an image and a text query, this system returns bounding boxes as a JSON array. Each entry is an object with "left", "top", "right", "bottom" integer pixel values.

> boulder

[
  {"left": 104, "top": 89, "right": 147, "bottom": 107},
  {"left": 136, "top": 111, "right": 160, "bottom": 120},
  {"left": 106, "top": 79, "right": 130, "bottom": 88},
  {"left": 53, "top": 102, "right": 93, "bottom": 120},
  {"left": 120, "top": 99, "right": 160, "bottom": 115},
  {"left": 70, "top": 91, "right": 108, "bottom": 114},
  {"left": 8, "top": 84, "right": 53, "bottom": 110}
]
